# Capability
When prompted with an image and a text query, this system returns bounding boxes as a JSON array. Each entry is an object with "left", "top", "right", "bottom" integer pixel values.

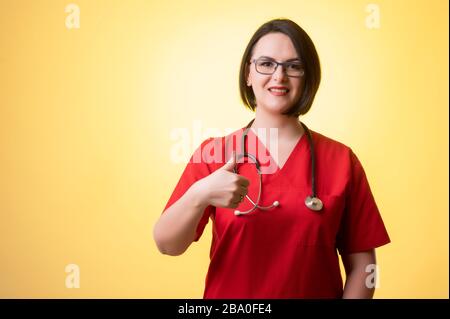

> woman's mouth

[{"left": 268, "top": 87, "right": 289, "bottom": 96}]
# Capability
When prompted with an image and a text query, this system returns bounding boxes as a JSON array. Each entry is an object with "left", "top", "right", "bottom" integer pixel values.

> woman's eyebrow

[{"left": 259, "top": 55, "right": 301, "bottom": 62}]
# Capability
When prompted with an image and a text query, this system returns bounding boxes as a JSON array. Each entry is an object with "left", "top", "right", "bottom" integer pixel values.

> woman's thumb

[{"left": 221, "top": 151, "right": 236, "bottom": 171}]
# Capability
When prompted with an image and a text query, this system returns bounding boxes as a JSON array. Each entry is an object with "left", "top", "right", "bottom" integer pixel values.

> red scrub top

[{"left": 163, "top": 125, "right": 391, "bottom": 299}]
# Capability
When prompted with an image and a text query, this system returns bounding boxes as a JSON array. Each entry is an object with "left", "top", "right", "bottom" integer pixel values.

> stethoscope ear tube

[{"left": 234, "top": 119, "right": 323, "bottom": 216}]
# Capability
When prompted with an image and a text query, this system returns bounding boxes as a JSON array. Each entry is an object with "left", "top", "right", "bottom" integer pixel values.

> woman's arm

[
  {"left": 341, "top": 249, "right": 377, "bottom": 299},
  {"left": 153, "top": 154, "right": 249, "bottom": 256},
  {"left": 153, "top": 181, "right": 209, "bottom": 256}
]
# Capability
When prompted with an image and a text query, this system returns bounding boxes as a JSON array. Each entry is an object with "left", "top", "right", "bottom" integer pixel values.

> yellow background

[{"left": 0, "top": 0, "right": 448, "bottom": 298}]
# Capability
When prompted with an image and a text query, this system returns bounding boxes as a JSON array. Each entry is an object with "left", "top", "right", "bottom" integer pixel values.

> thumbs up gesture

[{"left": 194, "top": 152, "right": 250, "bottom": 209}]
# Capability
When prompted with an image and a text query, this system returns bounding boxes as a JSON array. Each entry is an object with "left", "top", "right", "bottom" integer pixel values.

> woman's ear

[{"left": 245, "top": 63, "right": 251, "bottom": 86}]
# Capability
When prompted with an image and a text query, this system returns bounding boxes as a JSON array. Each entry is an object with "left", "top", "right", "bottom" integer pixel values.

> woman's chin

[{"left": 261, "top": 102, "right": 292, "bottom": 114}]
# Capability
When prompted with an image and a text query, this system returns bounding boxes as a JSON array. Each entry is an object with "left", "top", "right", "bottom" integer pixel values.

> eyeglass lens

[{"left": 255, "top": 59, "right": 304, "bottom": 77}]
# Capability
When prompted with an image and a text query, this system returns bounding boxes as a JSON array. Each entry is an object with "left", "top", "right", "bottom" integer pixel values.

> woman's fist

[{"left": 194, "top": 153, "right": 249, "bottom": 209}]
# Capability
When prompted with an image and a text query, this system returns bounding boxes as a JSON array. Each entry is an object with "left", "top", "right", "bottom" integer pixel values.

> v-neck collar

[{"left": 244, "top": 126, "right": 308, "bottom": 175}]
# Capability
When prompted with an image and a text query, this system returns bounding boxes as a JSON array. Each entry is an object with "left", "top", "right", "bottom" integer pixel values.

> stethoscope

[{"left": 234, "top": 119, "right": 323, "bottom": 216}]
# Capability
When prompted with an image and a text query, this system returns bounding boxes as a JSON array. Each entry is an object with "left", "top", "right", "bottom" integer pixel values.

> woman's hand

[{"left": 193, "top": 153, "right": 250, "bottom": 209}]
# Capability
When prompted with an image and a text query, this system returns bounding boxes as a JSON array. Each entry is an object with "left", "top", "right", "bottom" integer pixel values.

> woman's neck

[{"left": 251, "top": 108, "right": 304, "bottom": 141}]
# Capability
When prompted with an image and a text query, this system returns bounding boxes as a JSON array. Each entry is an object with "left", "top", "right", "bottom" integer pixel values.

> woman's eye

[
  {"left": 261, "top": 62, "right": 272, "bottom": 67},
  {"left": 288, "top": 63, "right": 302, "bottom": 70}
]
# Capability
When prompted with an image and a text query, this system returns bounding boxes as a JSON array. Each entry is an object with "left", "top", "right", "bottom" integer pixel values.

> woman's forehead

[{"left": 251, "top": 32, "right": 298, "bottom": 60}]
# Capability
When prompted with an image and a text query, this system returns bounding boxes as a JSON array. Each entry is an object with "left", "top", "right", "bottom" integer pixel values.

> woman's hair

[{"left": 239, "top": 18, "right": 321, "bottom": 117}]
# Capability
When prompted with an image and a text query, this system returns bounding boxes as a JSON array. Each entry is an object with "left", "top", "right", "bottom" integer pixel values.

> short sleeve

[
  {"left": 162, "top": 138, "right": 216, "bottom": 242},
  {"left": 336, "top": 150, "right": 391, "bottom": 255}
]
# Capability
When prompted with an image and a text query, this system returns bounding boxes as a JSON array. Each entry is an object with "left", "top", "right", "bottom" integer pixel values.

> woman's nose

[{"left": 272, "top": 65, "right": 288, "bottom": 81}]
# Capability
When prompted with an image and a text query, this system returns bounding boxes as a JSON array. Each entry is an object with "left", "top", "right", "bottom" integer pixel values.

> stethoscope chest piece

[{"left": 305, "top": 196, "right": 323, "bottom": 211}]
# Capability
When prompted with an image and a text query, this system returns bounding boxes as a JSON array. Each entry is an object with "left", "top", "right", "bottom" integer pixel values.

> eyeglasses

[{"left": 250, "top": 57, "right": 305, "bottom": 78}]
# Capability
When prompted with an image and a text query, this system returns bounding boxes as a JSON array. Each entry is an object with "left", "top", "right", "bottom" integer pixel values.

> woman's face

[{"left": 247, "top": 32, "right": 304, "bottom": 115}]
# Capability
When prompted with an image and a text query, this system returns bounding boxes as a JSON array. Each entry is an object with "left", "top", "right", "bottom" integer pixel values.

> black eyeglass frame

[{"left": 249, "top": 57, "right": 305, "bottom": 78}]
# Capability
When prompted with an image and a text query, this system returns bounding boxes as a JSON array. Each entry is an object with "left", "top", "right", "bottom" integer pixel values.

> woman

[{"left": 153, "top": 18, "right": 390, "bottom": 299}]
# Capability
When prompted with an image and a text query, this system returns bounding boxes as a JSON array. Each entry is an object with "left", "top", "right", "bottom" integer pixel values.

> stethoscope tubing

[{"left": 234, "top": 119, "right": 323, "bottom": 215}]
